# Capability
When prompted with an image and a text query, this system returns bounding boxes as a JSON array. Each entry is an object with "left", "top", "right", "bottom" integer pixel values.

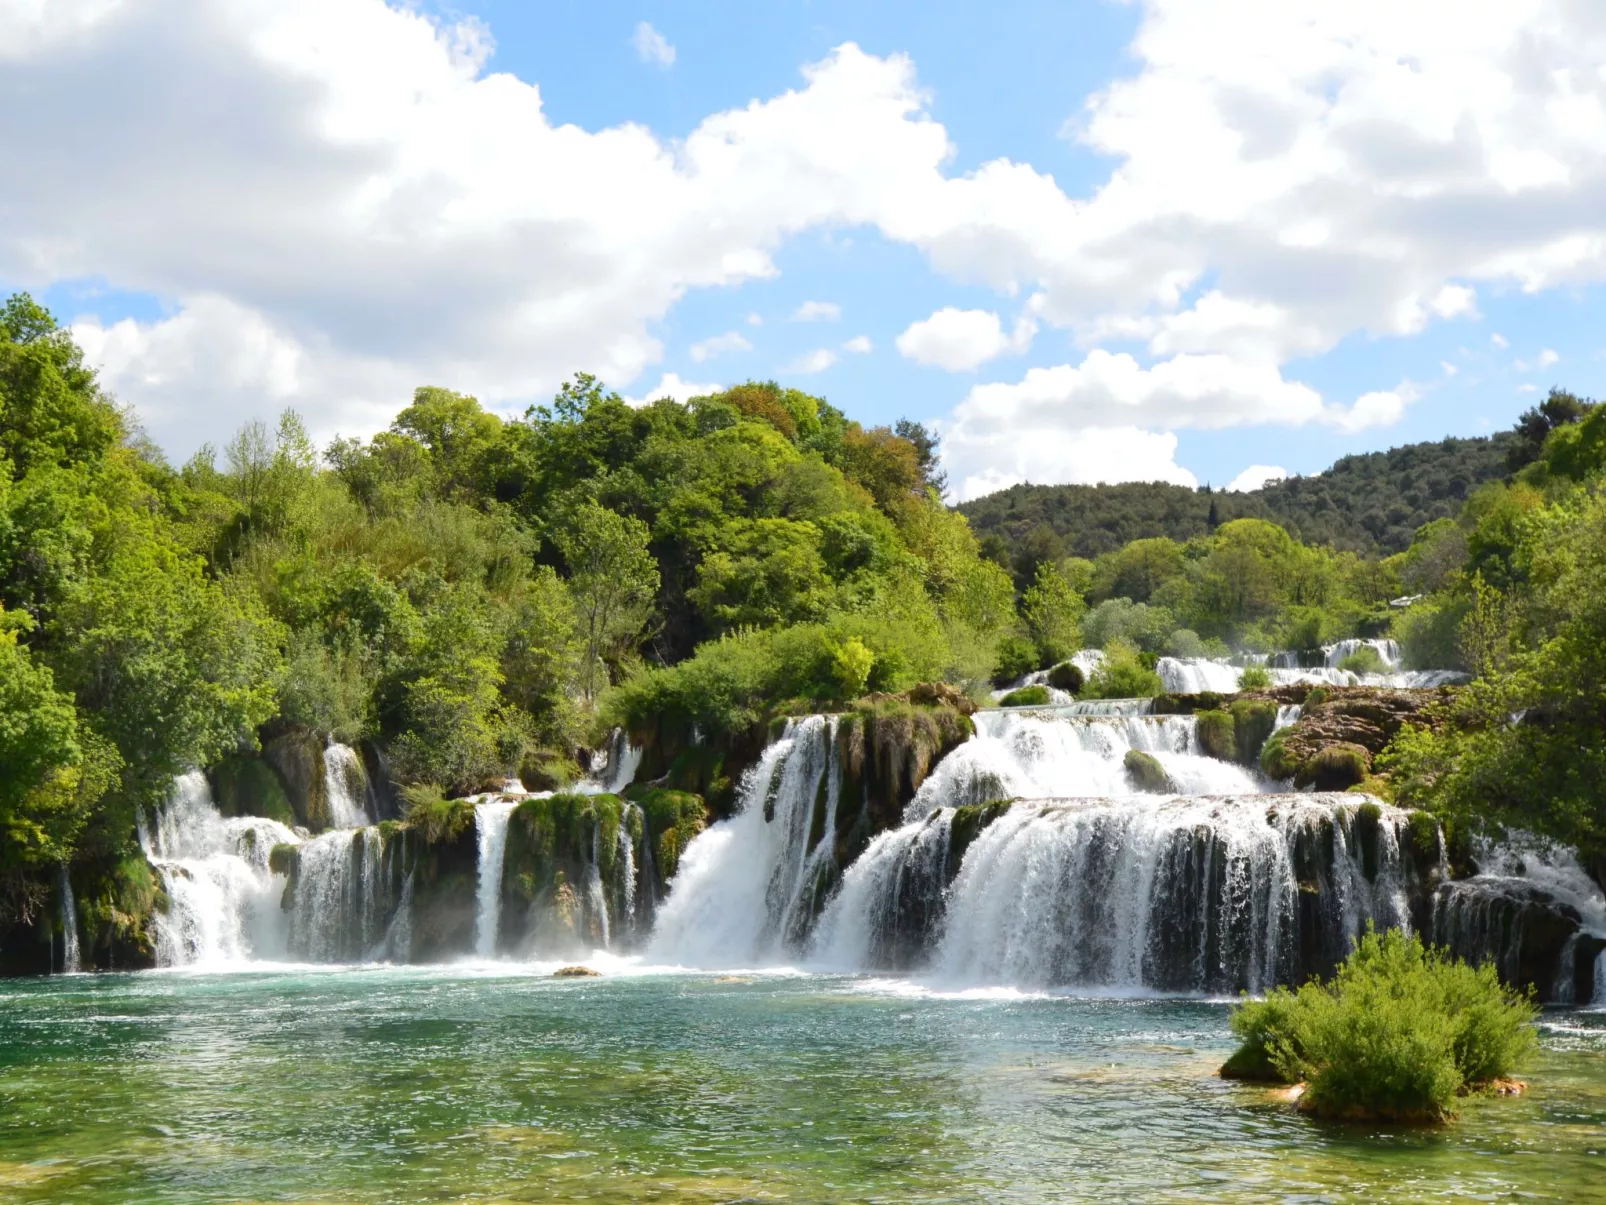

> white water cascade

[
  {"left": 140, "top": 772, "right": 300, "bottom": 966},
  {"left": 56, "top": 865, "right": 81, "bottom": 973},
  {"left": 579, "top": 729, "right": 643, "bottom": 795},
  {"left": 474, "top": 800, "right": 519, "bottom": 957},
  {"left": 322, "top": 743, "right": 372, "bottom": 829},
  {"left": 649, "top": 716, "right": 842, "bottom": 967},
  {"left": 902, "top": 710, "right": 1271, "bottom": 821}
]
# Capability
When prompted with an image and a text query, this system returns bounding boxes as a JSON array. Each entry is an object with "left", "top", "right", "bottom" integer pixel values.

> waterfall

[
  {"left": 649, "top": 716, "right": 841, "bottom": 967},
  {"left": 578, "top": 729, "right": 643, "bottom": 795},
  {"left": 56, "top": 866, "right": 82, "bottom": 974},
  {"left": 902, "top": 711, "right": 1268, "bottom": 822},
  {"left": 1430, "top": 838, "right": 1606, "bottom": 1004},
  {"left": 1325, "top": 638, "right": 1401, "bottom": 669},
  {"left": 811, "top": 809, "right": 955, "bottom": 971},
  {"left": 474, "top": 800, "right": 518, "bottom": 957},
  {"left": 322, "top": 743, "right": 371, "bottom": 829},
  {"left": 1156, "top": 657, "right": 1245, "bottom": 694},
  {"left": 140, "top": 772, "right": 299, "bottom": 966},
  {"left": 925, "top": 794, "right": 1415, "bottom": 993}
]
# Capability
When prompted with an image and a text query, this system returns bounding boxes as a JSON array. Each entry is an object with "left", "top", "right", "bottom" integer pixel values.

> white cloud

[
  {"left": 626, "top": 372, "right": 720, "bottom": 406},
  {"left": 1538, "top": 348, "right": 1560, "bottom": 369},
  {"left": 1226, "top": 464, "right": 1289, "bottom": 493},
  {"left": 787, "top": 348, "right": 838, "bottom": 374},
  {"left": 1517, "top": 383, "right": 1539, "bottom": 393},
  {"left": 896, "top": 307, "right": 1035, "bottom": 371},
  {"left": 1491, "top": 333, "right": 1511, "bottom": 350},
  {"left": 792, "top": 300, "right": 841, "bottom": 322},
  {"left": 940, "top": 351, "right": 1410, "bottom": 500},
  {"left": 689, "top": 331, "right": 752, "bottom": 362},
  {"left": 1441, "top": 360, "right": 1458, "bottom": 376},
  {"left": 631, "top": 21, "right": 674, "bottom": 68},
  {"left": 9, "top": 1, "right": 1606, "bottom": 474},
  {"left": 946, "top": 427, "right": 1198, "bottom": 501},
  {"left": 745, "top": 312, "right": 763, "bottom": 326},
  {"left": 842, "top": 334, "right": 873, "bottom": 354}
]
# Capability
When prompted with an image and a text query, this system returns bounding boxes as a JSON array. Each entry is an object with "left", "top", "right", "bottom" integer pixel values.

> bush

[
  {"left": 1081, "top": 640, "right": 1164, "bottom": 699},
  {"left": 1237, "top": 664, "right": 1272, "bottom": 690},
  {"left": 1046, "top": 661, "right": 1084, "bottom": 693},
  {"left": 1338, "top": 645, "right": 1388, "bottom": 676},
  {"left": 1223, "top": 927, "right": 1538, "bottom": 1123},
  {"left": 991, "top": 635, "right": 1037, "bottom": 687},
  {"left": 998, "top": 684, "right": 1052, "bottom": 708}
]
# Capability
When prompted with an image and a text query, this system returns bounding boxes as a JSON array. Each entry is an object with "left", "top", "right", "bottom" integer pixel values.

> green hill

[{"left": 957, "top": 432, "right": 1516, "bottom": 561}]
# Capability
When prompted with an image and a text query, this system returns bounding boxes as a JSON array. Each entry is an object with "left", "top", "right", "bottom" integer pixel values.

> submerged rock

[{"left": 1123, "top": 750, "right": 1176, "bottom": 794}]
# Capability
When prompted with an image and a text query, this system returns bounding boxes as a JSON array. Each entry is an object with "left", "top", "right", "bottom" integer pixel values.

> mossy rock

[
  {"left": 1346, "top": 774, "right": 1396, "bottom": 802},
  {"left": 209, "top": 756, "right": 296, "bottom": 826},
  {"left": 1046, "top": 662, "right": 1084, "bottom": 693},
  {"left": 519, "top": 750, "right": 582, "bottom": 793},
  {"left": 1229, "top": 700, "right": 1279, "bottom": 766},
  {"left": 1295, "top": 743, "right": 1372, "bottom": 792},
  {"left": 1195, "top": 709, "right": 1238, "bottom": 762},
  {"left": 262, "top": 729, "right": 329, "bottom": 831},
  {"left": 629, "top": 787, "right": 708, "bottom": 891},
  {"left": 1259, "top": 729, "right": 1300, "bottom": 780},
  {"left": 947, "top": 800, "right": 1013, "bottom": 876},
  {"left": 268, "top": 843, "right": 298, "bottom": 877},
  {"left": 1124, "top": 749, "right": 1176, "bottom": 794},
  {"left": 999, "top": 684, "right": 1051, "bottom": 707}
]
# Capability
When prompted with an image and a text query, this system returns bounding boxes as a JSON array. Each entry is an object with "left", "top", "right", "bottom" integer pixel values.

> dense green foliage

[
  {"left": 1378, "top": 392, "right": 1606, "bottom": 870},
  {"left": 1224, "top": 928, "right": 1538, "bottom": 1123},
  {"left": 960, "top": 433, "right": 1513, "bottom": 561}
]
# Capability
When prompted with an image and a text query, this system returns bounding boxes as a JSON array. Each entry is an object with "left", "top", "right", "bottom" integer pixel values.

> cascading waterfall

[
  {"left": 285, "top": 824, "right": 412, "bottom": 962},
  {"left": 649, "top": 716, "right": 841, "bottom": 967},
  {"left": 322, "top": 743, "right": 372, "bottom": 829},
  {"left": 140, "top": 772, "right": 300, "bottom": 966},
  {"left": 923, "top": 795, "right": 1415, "bottom": 994},
  {"left": 902, "top": 711, "right": 1269, "bottom": 822},
  {"left": 1431, "top": 838, "right": 1606, "bottom": 1005},
  {"left": 56, "top": 865, "right": 81, "bottom": 974},
  {"left": 579, "top": 729, "right": 643, "bottom": 795},
  {"left": 474, "top": 800, "right": 519, "bottom": 957}
]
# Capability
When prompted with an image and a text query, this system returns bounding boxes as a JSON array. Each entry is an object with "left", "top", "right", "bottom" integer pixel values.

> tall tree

[{"left": 556, "top": 501, "right": 659, "bottom": 701}]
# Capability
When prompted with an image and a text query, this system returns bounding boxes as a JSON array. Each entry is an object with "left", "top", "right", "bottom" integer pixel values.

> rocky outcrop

[
  {"left": 261, "top": 728, "right": 329, "bottom": 831},
  {"left": 1124, "top": 750, "right": 1176, "bottom": 793},
  {"left": 209, "top": 755, "right": 296, "bottom": 827},
  {"left": 1261, "top": 686, "right": 1451, "bottom": 788},
  {"left": 833, "top": 698, "right": 975, "bottom": 862}
]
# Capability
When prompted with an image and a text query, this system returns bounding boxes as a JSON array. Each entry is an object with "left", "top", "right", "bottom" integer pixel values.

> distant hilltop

[{"left": 957, "top": 431, "right": 1518, "bottom": 561}]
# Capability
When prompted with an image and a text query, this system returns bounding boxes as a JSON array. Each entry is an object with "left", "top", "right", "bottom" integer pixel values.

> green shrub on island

[
  {"left": 401, "top": 783, "right": 476, "bottom": 845},
  {"left": 1223, "top": 927, "right": 1538, "bottom": 1123},
  {"left": 1081, "top": 640, "right": 1164, "bottom": 699},
  {"left": 998, "top": 684, "right": 1052, "bottom": 707},
  {"left": 1237, "top": 664, "right": 1272, "bottom": 690},
  {"left": 1337, "top": 646, "right": 1388, "bottom": 676}
]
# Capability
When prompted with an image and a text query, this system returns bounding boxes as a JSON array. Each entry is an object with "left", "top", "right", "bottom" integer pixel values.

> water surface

[{"left": 1, "top": 966, "right": 1602, "bottom": 1203}]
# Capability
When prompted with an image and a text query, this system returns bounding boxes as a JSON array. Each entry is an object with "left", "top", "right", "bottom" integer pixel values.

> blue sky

[{"left": 4, "top": 0, "right": 1604, "bottom": 498}]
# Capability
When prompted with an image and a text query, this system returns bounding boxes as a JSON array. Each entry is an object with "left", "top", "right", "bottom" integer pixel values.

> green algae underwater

[{"left": 1, "top": 967, "right": 1603, "bottom": 1204}]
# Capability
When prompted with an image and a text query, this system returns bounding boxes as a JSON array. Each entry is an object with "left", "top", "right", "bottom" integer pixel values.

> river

[{"left": 1, "top": 965, "right": 1602, "bottom": 1202}]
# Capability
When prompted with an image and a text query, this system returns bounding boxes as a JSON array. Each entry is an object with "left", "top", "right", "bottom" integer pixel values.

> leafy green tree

[
  {"left": 557, "top": 501, "right": 659, "bottom": 701},
  {"left": 691, "top": 518, "right": 834, "bottom": 632},
  {"left": 1020, "top": 561, "right": 1085, "bottom": 664}
]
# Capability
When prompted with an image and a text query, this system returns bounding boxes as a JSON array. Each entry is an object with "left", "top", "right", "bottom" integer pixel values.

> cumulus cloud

[
  {"left": 625, "top": 371, "right": 720, "bottom": 406},
  {"left": 631, "top": 21, "right": 674, "bottom": 67},
  {"left": 1516, "top": 347, "right": 1560, "bottom": 371},
  {"left": 842, "top": 334, "right": 873, "bottom": 354},
  {"left": 939, "top": 350, "right": 1408, "bottom": 499},
  {"left": 689, "top": 331, "right": 752, "bottom": 362},
  {"left": 792, "top": 300, "right": 841, "bottom": 322},
  {"left": 787, "top": 348, "right": 838, "bottom": 374},
  {"left": 7, "top": 0, "right": 1606, "bottom": 470},
  {"left": 1226, "top": 464, "right": 1289, "bottom": 493},
  {"left": 896, "top": 307, "right": 1035, "bottom": 371}
]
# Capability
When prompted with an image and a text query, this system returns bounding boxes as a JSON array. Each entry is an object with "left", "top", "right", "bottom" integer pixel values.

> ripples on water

[{"left": 0, "top": 967, "right": 1601, "bottom": 1203}]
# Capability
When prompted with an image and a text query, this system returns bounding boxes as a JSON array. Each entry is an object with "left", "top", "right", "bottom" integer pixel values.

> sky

[{"left": 4, "top": 1, "right": 1606, "bottom": 500}]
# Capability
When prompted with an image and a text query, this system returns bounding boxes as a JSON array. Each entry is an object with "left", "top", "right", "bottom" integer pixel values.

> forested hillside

[
  {"left": 959, "top": 432, "right": 1516, "bottom": 564},
  {"left": 2, "top": 284, "right": 1602, "bottom": 963}
]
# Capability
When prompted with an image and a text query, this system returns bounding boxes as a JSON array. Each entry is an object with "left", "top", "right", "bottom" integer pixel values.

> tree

[
  {"left": 1020, "top": 561, "right": 1085, "bottom": 664},
  {"left": 556, "top": 501, "right": 659, "bottom": 701}
]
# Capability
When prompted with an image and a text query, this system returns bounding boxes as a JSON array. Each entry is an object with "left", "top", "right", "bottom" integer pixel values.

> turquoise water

[{"left": 1, "top": 966, "right": 1603, "bottom": 1203}]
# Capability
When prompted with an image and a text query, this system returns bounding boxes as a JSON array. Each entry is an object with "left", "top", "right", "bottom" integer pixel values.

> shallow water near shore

[{"left": 1, "top": 966, "right": 1602, "bottom": 1203}]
